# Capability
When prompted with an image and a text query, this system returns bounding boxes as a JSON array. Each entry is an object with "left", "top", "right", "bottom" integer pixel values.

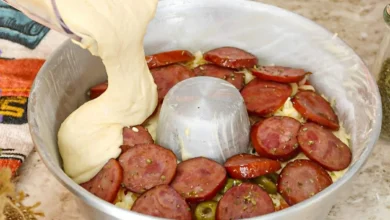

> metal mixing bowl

[{"left": 28, "top": 0, "right": 382, "bottom": 219}]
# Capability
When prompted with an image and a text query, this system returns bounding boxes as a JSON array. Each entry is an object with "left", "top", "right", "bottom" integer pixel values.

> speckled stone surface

[{"left": 15, "top": 0, "right": 390, "bottom": 219}]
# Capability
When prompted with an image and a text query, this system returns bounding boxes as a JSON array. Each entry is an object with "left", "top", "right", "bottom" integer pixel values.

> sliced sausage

[
  {"left": 120, "top": 145, "right": 131, "bottom": 154},
  {"left": 241, "top": 78, "right": 292, "bottom": 116},
  {"left": 216, "top": 183, "right": 274, "bottom": 220},
  {"left": 251, "top": 116, "right": 301, "bottom": 161},
  {"left": 151, "top": 64, "right": 194, "bottom": 102},
  {"left": 224, "top": 154, "right": 281, "bottom": 179},
  {"left": 80, "top": 159, "right": 123, "bottom": 203},
  {"left": 119, "top": 144, "right": 177, "bottom": 194},
  {"left": 122, "top": 126, "right": 154, "bottom": 148},
  {"left": 89, "top": 81, "right": 107, "bottom": 100},
  {"left": 251, "top": 66, "right": 308, "bottom": 83},
  {"left": 278, "top": 159, "right": 333, "bottom": 205},
  {"left": 204, "top": 47, "right": 258, "bottom": 69},
  {"left": 146, "top": 50, "right": 195, "bottom": 69},
  {"left": 171, "top": 157, "right": 226, "bottom": 203},
  {"left": 297, "top": 123, "right": 352, "bottom": 171},
  {"left": 132, "top": 185, "right": 192, "bottom": 220},
  {"left": 292, "top": 90, "right": 339, "bottom": 130},
  {"left": 193, "top": 64, "right": 244, "bottom": 90}
]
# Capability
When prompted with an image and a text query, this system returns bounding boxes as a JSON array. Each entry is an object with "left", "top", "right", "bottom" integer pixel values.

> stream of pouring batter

[{"left": 50, "top": 0, "right": 159, "bottom": 183}]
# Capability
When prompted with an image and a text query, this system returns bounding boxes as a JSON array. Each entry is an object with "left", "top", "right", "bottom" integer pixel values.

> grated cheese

[
  {"left": 270, "top": 194, "right": 283, "bottom": 208},
  {"left": 237, "top": 68, "right": 255, "bottom": 84},
  {"left": 114, "top": 188, "right": 137, "bottom": 210},
  {"left": 186, "top": 51, "right": 208, "bottom": 69},
  {"left": 298, "top": 85, "right": 315, "bottom": 91},
  {"left": 274, "top": 97, "right": 305, "bottom": 123},
  {"left": 290, "top": 83, "right": 298, "bottom": 96}
]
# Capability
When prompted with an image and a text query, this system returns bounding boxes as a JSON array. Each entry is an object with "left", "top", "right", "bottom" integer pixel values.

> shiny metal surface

[
  {"left": 157, "top": 76, "right": 250, "bottom": 163},
  {"left": 28, "top": 0, "right": 382, "bottom": 219}
]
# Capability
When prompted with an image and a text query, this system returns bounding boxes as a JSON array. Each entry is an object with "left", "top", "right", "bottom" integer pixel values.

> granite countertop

[{"left": 15, "top": 0, "right": 390, "bottom": 219}]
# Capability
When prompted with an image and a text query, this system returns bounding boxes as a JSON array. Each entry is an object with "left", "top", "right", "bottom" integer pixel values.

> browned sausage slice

[
  {"left": 146, "top": 50, "right": 195, "bottom": 69},
  {"left": 132, "top": 185, "right": 192, "bottom": 220},
  {"left": 251, "top": 116, "right": 301, "bottom": 161},
  {"left": 119, "top": 144, "right": 177, "bottom": 194},
  {"left": 297, "top": 123, "right": 352, "bottom": 171},
  {"left": 216, "top": 183, "right": 274, "bottom": 220},
  {"left": 241, "top": 78, "right": 292, "bottom": 116},
  {"left": 122, "top": 126, "right": 154, "bottom": 148},
  {"left": 171, "top": 157, "right": 226, "bottom": 203},
  {"left": 292, "top": 90, "right": 339, "bottom": 130},
  {"left": 193, "top": 64, "right": 245, "bottom": 90},
  {"left": 252, "top": 66, "right": 308, "bottom": 83},
  {"left": 204, "top": 47, "right": 258, "bottom": 69},
  {"left": 224, "top": 154, "right": 281, "bottom": 179},
  {"left": 151, "top": 64, "right": 194, "bottom": 102},
  {"left": 278, "top": 159, "right": 333, "bottom": 205},
  {"left": 89, "top": 81, "right": 108, "bottom": 100},
  {"left": 80, "top": 159, "right": 123, "bottom": 203}
]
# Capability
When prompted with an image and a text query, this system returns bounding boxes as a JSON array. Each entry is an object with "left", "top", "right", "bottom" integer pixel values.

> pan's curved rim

[{"left": 27, "top": 0, "right": 382, "bottom": 219}]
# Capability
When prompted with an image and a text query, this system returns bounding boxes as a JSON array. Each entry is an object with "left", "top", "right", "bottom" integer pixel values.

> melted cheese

[
  {"left": 186, "top": 51, "right": 208, "bottom": 69},
  {"left": 238, "top": 68, "right": 255, "bottom": 84},
  {"left": 274, "top": 97, "right": 305, "bottom": 123},
  {"left": 114, "top": 188, "right": 137, "bottom": 210}
]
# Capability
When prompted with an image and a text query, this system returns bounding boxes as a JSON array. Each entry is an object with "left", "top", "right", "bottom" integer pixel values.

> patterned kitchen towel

[
  {"left": 0, "top": 0, "right": 49, "bottom": 176},
  {"left": 0, "top": 58, "right": 45, "bottom": 175},
  {"left": 0, "top": 1, "right": 68, "bottom": 219},
  {"left": 0, "top": 1, "right": 49, "bottom": 49}
]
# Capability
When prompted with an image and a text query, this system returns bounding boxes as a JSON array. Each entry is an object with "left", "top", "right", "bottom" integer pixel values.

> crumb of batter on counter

[{"left": 0, "top": 168, "right": 44, "bottom": 220}]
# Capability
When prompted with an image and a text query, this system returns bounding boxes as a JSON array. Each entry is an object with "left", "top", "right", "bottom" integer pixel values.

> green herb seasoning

[{"left": 377, "top": 58, "right": 390, "bottom": 136}]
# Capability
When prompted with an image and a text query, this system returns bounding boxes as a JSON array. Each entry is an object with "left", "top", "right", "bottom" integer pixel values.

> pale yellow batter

[
  {"left": 55, "top": 0, "right": 159, "bottom": 184},
  {"left": 10, "top": 0, "right": 160, "bottom": 184}
]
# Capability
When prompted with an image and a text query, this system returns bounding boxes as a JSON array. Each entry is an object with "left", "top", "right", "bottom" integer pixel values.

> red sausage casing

[
  {"left": 224, "top": 154, "right": 281, "bottom": 179},
  {"left": 252, "top": 66, "right": 308, "bottom": 83},
  {"left": 216, "top": 183, "right": 275, "bottom": 220},
  {"left": 171, "top": 157, "right": 226, "bottom": 203},
  {"left": 292, "top": 90, "right": 339, "bottom": 130},
  {"left": 193, "top": 64, "right": 245, "bottom": 90},
  {"left": 89, "top": 81, "right": 108, "bottom": 100},
  {"left": 80, "top": 159, "right": 123, "bottom": 203},
  {"left": 132, "top": 185, "right": 192, "bottom": 220},
  {"left": 241, "top": 78, "right": 292, "bottom": 116},
  {"left": 119, "top": 144, "right": 177, "bottom": 194},
  {"left": 204, "top": 47, "right": 258, "bottom": 69},
  {"left": 251, "top": 116, "right": 301, "bottom": 161},
  {"left": 151, "top": 64, "right": 194, "bottom": 102},
  {"left": 297, "top": 123, "right": 352, "bottom": 171},
  {"left": 277, "top": 159, "right": 333, "bottom": 205},
  {"left": 146, "top": 50, "right": 195, "bottom": 69},
  {"left": 122, "top": 126, "right": 154, "bottom": 149}
]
